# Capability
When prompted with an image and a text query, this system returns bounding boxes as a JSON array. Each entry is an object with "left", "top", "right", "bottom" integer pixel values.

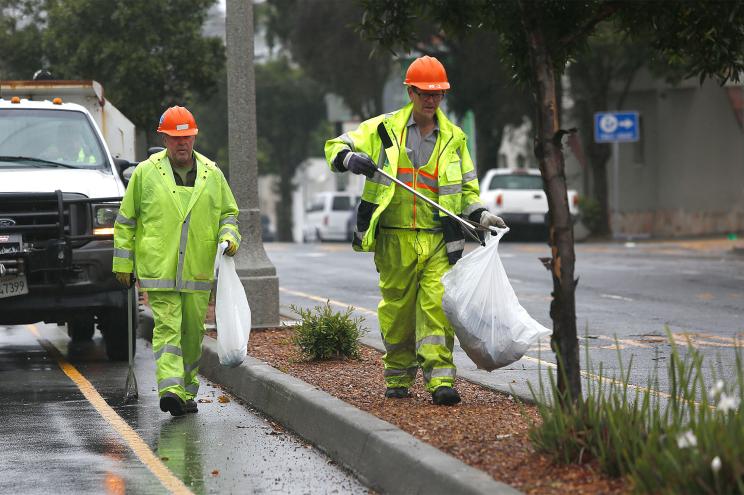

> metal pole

[
  {"left": 123, "top": 283, "right": 138, "bottom": 402},
  {"left": 612, "top": 141, "right": 620, "bottom": 238},
  {"left": 374, "top": 168, "right": 488, "bottom": 244}
]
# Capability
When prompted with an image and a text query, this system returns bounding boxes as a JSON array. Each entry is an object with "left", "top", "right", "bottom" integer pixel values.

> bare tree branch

[{"left": 558, "top": 2, "right": 623, "bottom": 48}]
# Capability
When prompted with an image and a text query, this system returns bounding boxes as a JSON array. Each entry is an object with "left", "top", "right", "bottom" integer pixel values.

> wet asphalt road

[
  {"left": 267, "top": 237, "right": 744, "bottom": 400},
  {"left": 0, "top": 324, "right": 367, "bottom": 495}
]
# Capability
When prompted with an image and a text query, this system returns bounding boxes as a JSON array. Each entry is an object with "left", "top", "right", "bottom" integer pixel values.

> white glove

[{"left": 480, "top": 210, "right": 507, "bottom": 229}]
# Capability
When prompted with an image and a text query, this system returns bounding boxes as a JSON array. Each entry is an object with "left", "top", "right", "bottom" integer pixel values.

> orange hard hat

[
  {"left": 404, "top": 56, "right": 450, "bottom": 90},
  {"left": 157, "top": 106, "right": 199, "bottom": 136}
]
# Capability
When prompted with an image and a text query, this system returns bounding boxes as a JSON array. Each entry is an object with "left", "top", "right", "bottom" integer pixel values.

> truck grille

[{"left": 0, "top": 192, "right": 90, "bottom": 247}]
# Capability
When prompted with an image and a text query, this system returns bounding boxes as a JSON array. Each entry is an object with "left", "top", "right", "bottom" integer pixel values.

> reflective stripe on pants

[
  {"left": 374, "top": 230, "right": 456, "bottom": 392},
  {"left": 149, "top": 290, "right": 211, "bottom": 401}
]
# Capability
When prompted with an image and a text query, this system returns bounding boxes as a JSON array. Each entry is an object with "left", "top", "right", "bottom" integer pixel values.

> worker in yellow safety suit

[
  {"left": 325, "top": 56, "right": 506, "bottom": 405},
  {"left": 113, "top": 106, "right": 241, "bottom": 416}
]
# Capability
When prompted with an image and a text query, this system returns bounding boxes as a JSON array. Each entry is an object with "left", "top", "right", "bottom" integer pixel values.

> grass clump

[
  {"left": 290, "top": 302, "right": 366, "bottom": 361},
  {"left": 528, "top": 329, "right": 744, "bottom": 494}
]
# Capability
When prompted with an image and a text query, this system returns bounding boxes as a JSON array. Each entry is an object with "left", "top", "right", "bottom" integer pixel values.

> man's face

[
  {"left": 408, "top": 87, "right": 445, "bottom": 119},
  {"left": 163, "top": 134, "right": 195, "bottom": 167}
]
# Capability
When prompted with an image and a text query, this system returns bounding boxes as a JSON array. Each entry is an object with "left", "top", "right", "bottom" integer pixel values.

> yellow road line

[
  {"left": 26, "top": 325, "right": 193, "bottom": 495},
  {"left": 520, "top": 355, "right": 674, "bottom": 400}
]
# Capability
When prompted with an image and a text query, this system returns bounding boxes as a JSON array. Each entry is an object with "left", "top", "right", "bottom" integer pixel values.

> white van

[{"left": 303, "top": 192, "right": 359, "bottom": 242}]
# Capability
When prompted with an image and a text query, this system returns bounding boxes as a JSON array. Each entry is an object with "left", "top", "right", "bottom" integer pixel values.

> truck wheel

[
  {"left": 101, "top": 289, "right": 137, "bottom": 361},
  {"left": 67, "top": 317, "right": 95, "bottom": 341}
]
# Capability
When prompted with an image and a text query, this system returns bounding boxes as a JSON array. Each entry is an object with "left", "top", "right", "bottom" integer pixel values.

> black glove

[{"left": 344, "top": 152, "right": 378, "bottom": 178}]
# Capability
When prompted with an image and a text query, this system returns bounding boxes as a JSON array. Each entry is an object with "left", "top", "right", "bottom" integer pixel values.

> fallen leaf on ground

[{"left": 217, "top": 395, "right": 230, "bottom": 403}]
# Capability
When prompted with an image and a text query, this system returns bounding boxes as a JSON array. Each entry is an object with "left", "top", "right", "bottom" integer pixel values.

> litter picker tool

[
  {"left": 123, "top": 274, "right": 138, "bottom": 402},
  {"left": 376, "top": 123, "right": 491, "bottom": 245}
]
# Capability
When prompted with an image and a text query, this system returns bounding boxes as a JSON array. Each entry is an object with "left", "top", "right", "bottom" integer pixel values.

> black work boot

[
  {"left": 184, "top": 399, "right": 198, "bottom": 414},
  {"left": 384, "top": 387, "right": 411, "bottom": 399},
  {"left": 159, "top": 392, "right": 186, "bottom": 417},
  {"left": 432, "top": 386, "right": 461, "bottom": 406}
]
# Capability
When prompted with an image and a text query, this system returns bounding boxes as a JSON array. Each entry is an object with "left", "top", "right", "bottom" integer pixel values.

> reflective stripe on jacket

[
  {"left": 112, "top": 150, "right": 240, "bottom": 292},
  {"left": 324, "top": 103, "right": 484, "bottom": 263}
]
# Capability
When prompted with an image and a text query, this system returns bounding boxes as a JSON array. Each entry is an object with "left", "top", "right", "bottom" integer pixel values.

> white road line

[{"left": 600, "top": 293, "right": 634, "bottom": 302}]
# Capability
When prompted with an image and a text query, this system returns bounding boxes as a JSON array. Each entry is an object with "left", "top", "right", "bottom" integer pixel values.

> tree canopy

[
  {"left": 264, "top": 0, "right": 393, "bottom": 119},
  {"left": 1, "top": 0, "right": 224, "bottom": 137}
]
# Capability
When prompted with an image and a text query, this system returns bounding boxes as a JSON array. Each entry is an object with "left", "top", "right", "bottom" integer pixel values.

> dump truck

[{"left": 0, "top": 80, "right": 137, "bottom": 360}]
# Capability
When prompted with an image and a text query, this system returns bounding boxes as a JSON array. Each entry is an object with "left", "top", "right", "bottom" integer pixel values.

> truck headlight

[{"left": 93, "top": 204, "right": 119, "bottom": 236}]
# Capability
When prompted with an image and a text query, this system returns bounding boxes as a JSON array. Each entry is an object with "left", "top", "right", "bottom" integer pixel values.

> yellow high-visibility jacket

[
  {"left": 112, "top": 150, "right": 240, "bottom": 292},
  {"left": 325, "top": 103, "right": 485, "bottom": 263}
]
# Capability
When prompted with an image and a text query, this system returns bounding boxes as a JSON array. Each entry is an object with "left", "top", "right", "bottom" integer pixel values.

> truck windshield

[
  {"left": 488, "top": 174, "right": 544, "bottom": 190},
  {"left": 0, "top": 109, "right": 108, "bottom": 171}
]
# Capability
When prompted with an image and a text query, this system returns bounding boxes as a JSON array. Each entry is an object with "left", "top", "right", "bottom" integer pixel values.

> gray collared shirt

[{"left": 405, "top": 114, "right": 439, "bottom": 168}]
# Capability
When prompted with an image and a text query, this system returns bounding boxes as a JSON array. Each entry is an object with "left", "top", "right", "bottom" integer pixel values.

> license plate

[
  {"left": 0, "top": 274, "right": 28, "bottom": 299},
  {"left": 529, "top": 213, "right": 545, "bottom": 224}
]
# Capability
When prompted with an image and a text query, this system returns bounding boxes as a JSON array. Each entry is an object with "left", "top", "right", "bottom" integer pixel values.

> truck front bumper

[{"left": 0, "top": 240, "right": 125, "bottom": 325}]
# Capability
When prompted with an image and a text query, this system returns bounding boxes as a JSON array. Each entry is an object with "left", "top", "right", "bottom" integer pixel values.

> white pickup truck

[
  {"left": 0, "top": 80, "right": 137, "bottom": 360},
  {"left": 479, "top": 168, "right": 579, "bottom": 232}
]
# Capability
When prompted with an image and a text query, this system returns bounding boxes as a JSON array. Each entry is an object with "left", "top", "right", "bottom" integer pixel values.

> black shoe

[
  {"left": 159, "top": 392, "right": 186, "bottom": 417},
  {"left": 432, "top": 386, "right": 461, "bottom": 406},
  {"left": 184, "top": 399, "right": 198, "bottom": 414},
  {"left": 384, "top": 387, "right": 411, "bottom": 399}
]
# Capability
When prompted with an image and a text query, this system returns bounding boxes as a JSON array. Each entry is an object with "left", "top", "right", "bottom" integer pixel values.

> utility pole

[{"left": 225, "top": 0, "right": 279, "bottom": 327}]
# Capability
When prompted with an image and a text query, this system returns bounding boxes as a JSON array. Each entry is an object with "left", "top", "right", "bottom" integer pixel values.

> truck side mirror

[
  {"left": 114, "top": 158, "right": 135, "bottom": 185},
  {"left": 148, "top": 146, "right": 165, "bottom": 156},
  {"left": 122, "top": 166, "right": 136, "bottom": 185}
]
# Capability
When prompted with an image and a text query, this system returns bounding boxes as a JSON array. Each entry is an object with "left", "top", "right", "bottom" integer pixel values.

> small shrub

[{"left": 290, "top": 302, "right": 366, "bottom": 360}]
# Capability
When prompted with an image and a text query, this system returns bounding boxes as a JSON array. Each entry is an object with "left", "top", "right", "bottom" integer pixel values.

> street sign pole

[
  {"left": 612, "top": 141, "right": 619, "bottom": 237},
  {"left": 594, "top": 111, "right": 640, "bottom": 239}
]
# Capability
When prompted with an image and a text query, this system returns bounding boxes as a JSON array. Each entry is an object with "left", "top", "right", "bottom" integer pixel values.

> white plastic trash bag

[
  {"left": 213, "top": 241, "right": 251, "bottom": 367},
  {"left": 441, "top": 228, "right": 551, "bottom": 371}
]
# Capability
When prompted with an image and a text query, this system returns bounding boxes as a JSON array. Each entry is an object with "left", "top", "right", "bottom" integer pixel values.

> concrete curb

[{"left": 198, "top": 336, "right": 521, "bottom": 495}]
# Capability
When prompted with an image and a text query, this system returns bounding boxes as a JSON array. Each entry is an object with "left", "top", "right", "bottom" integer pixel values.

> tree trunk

[
  {"left": 589, "top": 141, "right": 611, "bottom": 236},
  {"left": 475, "top": 111, "right": 503, "bottom": 173},
  {"left": 275, "top": 162, "right": 295, "bottom": 242},
  {"left": 522, "top": 16, "right": 581, "bottom": 403},
  {"left": 578, "top": 100, "right": 611, "bottom": 236}
]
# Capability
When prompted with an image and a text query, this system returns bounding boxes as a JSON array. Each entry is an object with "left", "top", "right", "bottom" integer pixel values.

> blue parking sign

[{"left": 594, "top": 112, "right": 639, "bottom": 143}]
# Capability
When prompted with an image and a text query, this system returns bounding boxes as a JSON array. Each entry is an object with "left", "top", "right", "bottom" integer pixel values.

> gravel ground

[{"left": 234, "top": 327, "right": 629, "bottom": 495}]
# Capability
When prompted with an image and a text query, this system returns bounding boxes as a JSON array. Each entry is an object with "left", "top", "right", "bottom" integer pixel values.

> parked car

[
  {"left": 303, "top": 192, "right": 359, "bottom": 242},
  {"left": 479, "top": 168, "right": 579, "bottom": 234}
]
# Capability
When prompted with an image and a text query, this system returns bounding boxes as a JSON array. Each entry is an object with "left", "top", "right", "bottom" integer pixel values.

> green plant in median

[
  {"left": 290, "top": 302, "right": 366, "bottom": 360},
  {"left": 528, "top": 329, "right": 744, "bottom": 493}
]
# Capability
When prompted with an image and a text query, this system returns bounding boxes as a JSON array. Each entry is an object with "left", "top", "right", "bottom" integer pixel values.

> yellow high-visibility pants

[
  {"left": 149, "top": 291, "right": 210, "bottom": 401},
  {"left": 374, "top": 230, "right": 456, "bottom": 392}
]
